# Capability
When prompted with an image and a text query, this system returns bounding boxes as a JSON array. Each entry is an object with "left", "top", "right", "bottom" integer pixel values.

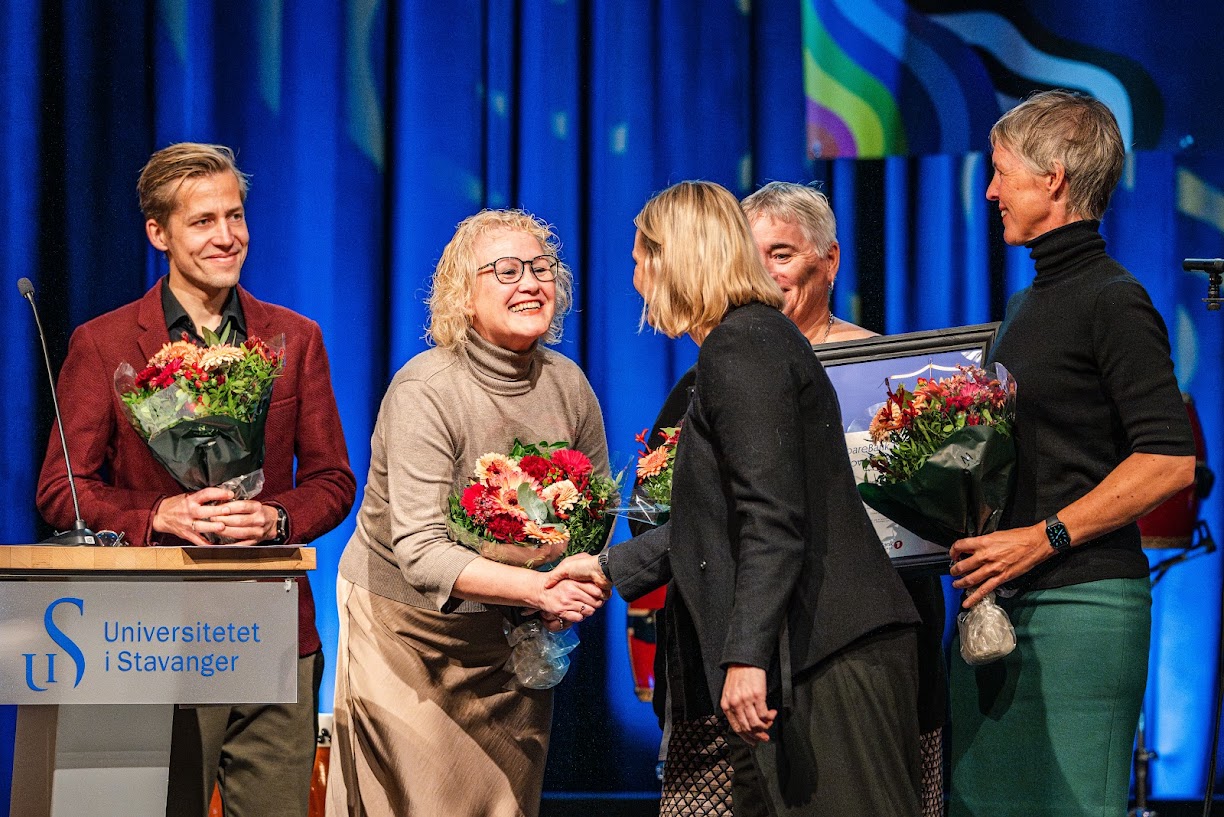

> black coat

[{"left": 609, "top": 302, "right": 919, "bottom": 713}]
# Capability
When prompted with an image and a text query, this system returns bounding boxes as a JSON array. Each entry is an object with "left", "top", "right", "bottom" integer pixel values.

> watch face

[{"left": 1047, "top": 521, "right": 1071, "bottom": 552}]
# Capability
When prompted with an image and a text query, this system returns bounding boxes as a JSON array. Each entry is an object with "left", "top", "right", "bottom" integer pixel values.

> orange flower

[
  {"left": 869, "top": 402, "right": 904, "bottom": 442},
  {"left": 197, "top": 344, "right": 245, "bottom": 371},
  {"left": 490, "top": 486, "right": 529, "bottom": 520},
  {"left": 150, "top": 340, "right": 200, "bottom": 367},
  {"left": 475, "top": 453, "right": 517, "bottom": 481},
  {"left": 524, "top": 520, "right": 570, "bottom": 547},
  {"left": 542, "top": 480, "right": 579, "bottom": 513},
  {"left": 637, "top": 445, "right": 670, "bottom": 480}
]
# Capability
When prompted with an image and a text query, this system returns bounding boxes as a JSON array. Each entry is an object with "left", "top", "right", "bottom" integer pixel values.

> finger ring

[
  {"left": 190, "top": 520, "right": 196, "bottom": 532},
  {"left": 581, "top": 604, "right": 589, "bottom": 615}
]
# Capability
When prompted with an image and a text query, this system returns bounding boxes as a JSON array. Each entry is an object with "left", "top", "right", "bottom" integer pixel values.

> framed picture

[{"left": 814, "top": 323, "right": 1002, "bottom": 576}]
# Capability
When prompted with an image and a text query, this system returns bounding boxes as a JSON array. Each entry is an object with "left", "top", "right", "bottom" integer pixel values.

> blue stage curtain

[
  {"left": 0, "top": 2, "right": 42, "bottom": 805},
  {"left": 3, "top": 0, "right": 1223, "bottom": 805}
]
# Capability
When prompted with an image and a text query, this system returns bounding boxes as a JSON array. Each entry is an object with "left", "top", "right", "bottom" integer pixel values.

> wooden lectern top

[{"left": 0, "top": 545, "right": 315, "bottom": 576}]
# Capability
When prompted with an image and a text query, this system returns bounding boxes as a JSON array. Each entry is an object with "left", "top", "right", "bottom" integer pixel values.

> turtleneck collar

[
  {"left": 460, "top": 327, "right": 540, "bottom": 396},
  {"left": 1025, "top": 219, "right": 1108, "bottom": 287}
]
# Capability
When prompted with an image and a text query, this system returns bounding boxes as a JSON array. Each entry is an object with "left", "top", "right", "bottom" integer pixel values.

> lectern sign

[{"left": 0, "top": 581, "right": 296, "bottom": 704}]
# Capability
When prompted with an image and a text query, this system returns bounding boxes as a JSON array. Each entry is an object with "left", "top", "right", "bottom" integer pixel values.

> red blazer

[{"left": 37, "top": 280, "right": 357, "bottom": 655}]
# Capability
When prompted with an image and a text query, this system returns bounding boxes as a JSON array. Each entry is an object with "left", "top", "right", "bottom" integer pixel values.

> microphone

[
  {"left": 1183, "top": 259, "right": 1224, "bottom": 311},
  {"left": 1183, "top": 258, "right": 1224, "bottom": 273},
  {"left": 18, "top": 278, "right": 99, "bottom": 545}
]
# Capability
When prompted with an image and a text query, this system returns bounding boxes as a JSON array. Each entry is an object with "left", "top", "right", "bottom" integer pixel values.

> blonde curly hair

[{"left": 427, "top": 210, "right": 573, "bottom": 350}]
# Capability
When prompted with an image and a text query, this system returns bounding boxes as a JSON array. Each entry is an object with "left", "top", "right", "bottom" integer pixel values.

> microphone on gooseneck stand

[
  {"left": 18, "top": 277, "right": 99, "bottom": 546},
  {"left": 1183, "top": 258, "right": 1224, "bottom": 311}
]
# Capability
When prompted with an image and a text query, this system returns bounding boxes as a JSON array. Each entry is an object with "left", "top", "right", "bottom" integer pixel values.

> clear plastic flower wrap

[
  {"left": 218, "top": 468, "right": 264, "bottom": 501},
  {"left": 613, "top": 426, "right": 679, "bottom": 528},
  {"left": 503, "top": 619, "right": 580, "bottom": 690},
  {"left": 957, "top": 591, "right": 1017, "bottom": 665},
  {"left": 613, "top": 490, "right": 670, "bottom": 528}
]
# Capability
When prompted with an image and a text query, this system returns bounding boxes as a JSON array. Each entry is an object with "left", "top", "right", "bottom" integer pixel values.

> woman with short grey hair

[{"left": 947, "top": 90, "right": 1195, "bottom": 816}]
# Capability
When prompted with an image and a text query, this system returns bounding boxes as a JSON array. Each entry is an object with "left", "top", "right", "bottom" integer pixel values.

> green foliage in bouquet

[{"left": 118, "top": 326, "right": 285, "bottom": 436}]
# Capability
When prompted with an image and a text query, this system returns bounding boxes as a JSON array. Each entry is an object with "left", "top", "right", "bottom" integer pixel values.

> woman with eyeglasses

[{"left": 327, "top": 210, "right": 612, "bottom": 817}]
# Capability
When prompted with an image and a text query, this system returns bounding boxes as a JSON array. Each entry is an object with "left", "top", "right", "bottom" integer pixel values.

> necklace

[{"left": 814, "top": 313, "right": 835, "bottom": 345}]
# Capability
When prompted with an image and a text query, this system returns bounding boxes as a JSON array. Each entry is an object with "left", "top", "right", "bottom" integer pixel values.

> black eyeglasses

[{"left": 477, "top": 255, "right": 559, "bottom": 285}]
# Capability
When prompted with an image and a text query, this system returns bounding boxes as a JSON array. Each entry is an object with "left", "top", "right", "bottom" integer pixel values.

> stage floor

[{"left": 540, "top": 794, "right": 1219, "bottom": 817}]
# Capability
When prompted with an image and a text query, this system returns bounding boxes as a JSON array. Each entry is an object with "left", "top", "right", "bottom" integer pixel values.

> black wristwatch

[
  {"left": 597, "top": 550, "right": 613, "bottom": 583},
  {"left": 272, "top": 506, "right": 289, "bottom": 545},
  {"left": 1045, "top": 514, "right": 1071, "bottom": 554}
]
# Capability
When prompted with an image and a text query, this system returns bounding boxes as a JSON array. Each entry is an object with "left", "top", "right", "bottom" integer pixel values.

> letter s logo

[{"left": 44, "top": 598, "right": 86, "bottom": 687}]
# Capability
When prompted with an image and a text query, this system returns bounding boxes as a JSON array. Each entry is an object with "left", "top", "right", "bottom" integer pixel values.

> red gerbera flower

[
  {"left": 551, "top": 448, "right": 592, "bottom": 479},
  {"left": 460, "top": 484, "right": 488, "bottom": 517}
]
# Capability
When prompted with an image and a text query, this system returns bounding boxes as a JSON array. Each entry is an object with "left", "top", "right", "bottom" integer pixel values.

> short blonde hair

[
  {"left": 427, "top": 209, "right": 573, "bottom": 350},
  {"left": 634, "top": 181, "right": 783, "bottom": 339},
  {"left": 741, "top": 181, "right": 837, "bottom": 254},
  {"left": 138, "top": 143, "right": 250, "bottom": 227},
  {"left": 990, "top": 89, "right": 1124, "bottom": 220}
]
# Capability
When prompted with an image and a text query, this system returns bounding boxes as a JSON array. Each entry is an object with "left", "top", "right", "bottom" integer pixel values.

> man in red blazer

[{"left": 36, "top": 143, "right": 356, "bottom": 817}]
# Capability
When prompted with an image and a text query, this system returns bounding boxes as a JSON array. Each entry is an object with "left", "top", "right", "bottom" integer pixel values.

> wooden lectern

[{"left": 0, "top": 545, "right": 314, "bottom": 817}]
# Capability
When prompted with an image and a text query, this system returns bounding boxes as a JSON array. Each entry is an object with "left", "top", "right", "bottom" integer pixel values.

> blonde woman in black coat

[{"left": 558, "top": 180, "right": 921, "bottom": 817}]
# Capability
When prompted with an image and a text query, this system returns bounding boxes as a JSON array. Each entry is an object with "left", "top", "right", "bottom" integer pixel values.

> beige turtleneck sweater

[{"left": 338, "top": 329, "right": 610, "bottom": 612}]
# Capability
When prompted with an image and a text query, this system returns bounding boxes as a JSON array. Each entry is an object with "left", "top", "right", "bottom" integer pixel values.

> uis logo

[{"left": 23, "top": 597, "right": 85, "bottom": 692}]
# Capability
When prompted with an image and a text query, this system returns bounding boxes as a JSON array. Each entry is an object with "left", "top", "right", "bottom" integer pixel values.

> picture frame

[{"left": 814, "top": 322, "right": 1002, "bottom": 577}]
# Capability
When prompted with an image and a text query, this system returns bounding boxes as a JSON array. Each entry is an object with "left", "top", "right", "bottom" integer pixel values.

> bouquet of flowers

[
  {"left": 447, "top": 439, "right": 619, "bottom": 566},
  {"left": 113, "top": 328, "right": 285, "bottom": 501},
  {"left": 621, "top": 425, "right": 681, "bottom": 701},
  {"left": 618, "top": 425, "right": 681, "bottom": 527},
  {"left": 858, "top": 363, "right": 1018, "bottom": 665},
  {"left": 446, "top": 439, "right": 619, "bottom": 689},
  {"left": 859, "top": 363, "right": 1016, "bottom": 547}
]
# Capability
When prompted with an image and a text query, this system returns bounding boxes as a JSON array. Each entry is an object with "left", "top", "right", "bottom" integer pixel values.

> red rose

[
  {"left": 150, "top": 359, "right": 181, "bottom": 389},
  {"left": 551, "top": 449, "right": 592, "bottom": 479}
]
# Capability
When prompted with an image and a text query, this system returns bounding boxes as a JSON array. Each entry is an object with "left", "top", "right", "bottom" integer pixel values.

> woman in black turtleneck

[{"left": 946, "top": 91, "right": 1196, "bottom": 816}]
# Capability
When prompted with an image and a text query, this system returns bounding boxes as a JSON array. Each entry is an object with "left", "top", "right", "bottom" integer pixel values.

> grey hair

[
  {"left": 740, "top": 181, "right": 837, "bottom": 254},
  {"left": 990, "top": 89, "right": 1124, "bottom": 220}
]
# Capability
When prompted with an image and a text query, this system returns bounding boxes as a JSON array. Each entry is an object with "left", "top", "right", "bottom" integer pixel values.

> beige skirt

[{"left": 327, "top": 577, "right": 553, "bottom": 817}]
